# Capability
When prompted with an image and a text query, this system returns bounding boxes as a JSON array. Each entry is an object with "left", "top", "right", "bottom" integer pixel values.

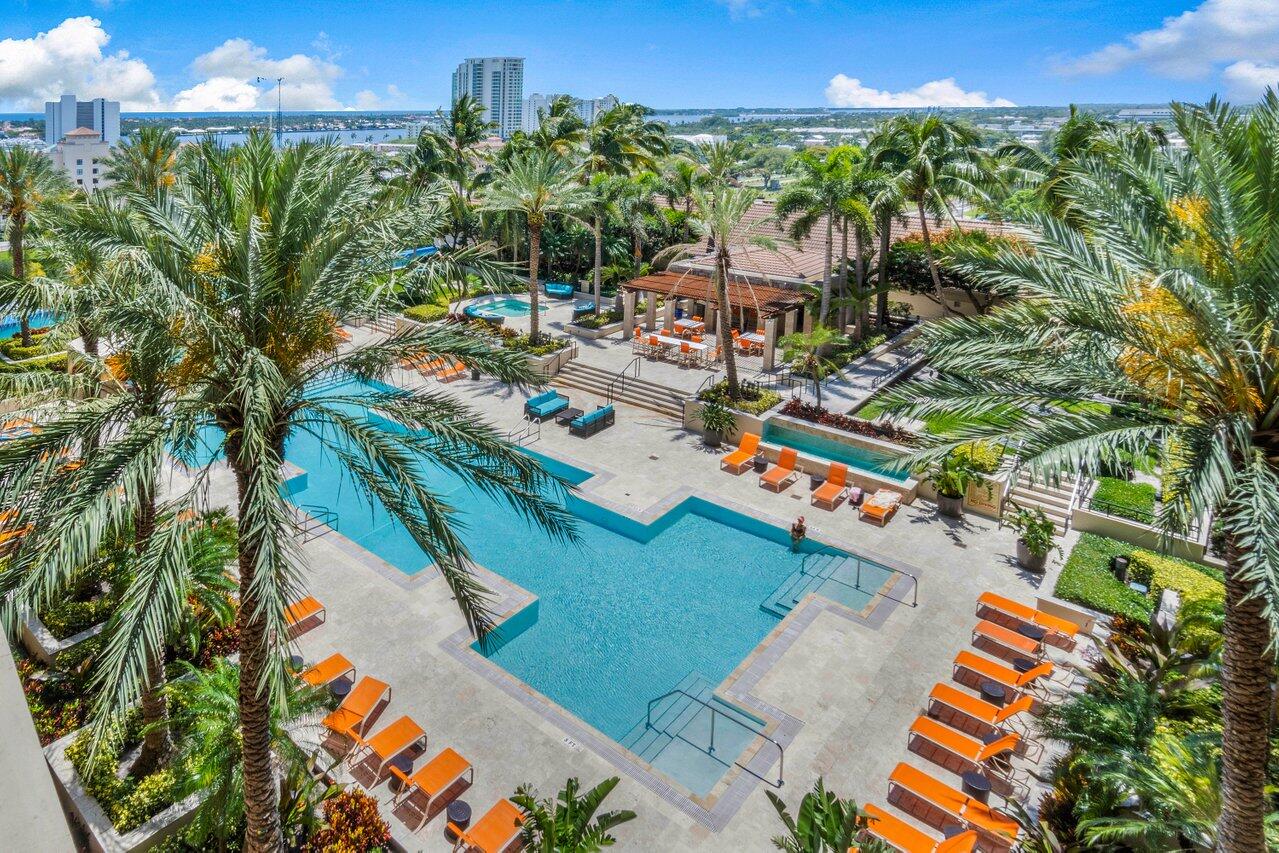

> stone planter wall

[
  {"left": 682, "top": 399, "right": 766, "bottom": 445},
  {"left": 564, "top": 321, "right": 624, "bottom": 340},
  {"left": 21, "top": 614, "right": 107, "bottom": 667},
  {"left": 45, "top": 728, "right": 201, "bottom": 853},
  {"left": 1070, "top": 505, "right": 1209, "bottom": 564},
  {"left": 525, "top": 346, "right": 575, "bottom": 380}
]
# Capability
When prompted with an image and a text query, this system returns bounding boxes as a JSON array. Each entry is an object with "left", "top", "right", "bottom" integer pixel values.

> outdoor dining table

[
  {"left": 738, "top": 332, "right": 765, "bottom": 344},
  {"left": 652, "top": 334, "right": 708, "bottom": 351},
  {"left": 674, "top": 319, "right": 705, "bottom": 335}
]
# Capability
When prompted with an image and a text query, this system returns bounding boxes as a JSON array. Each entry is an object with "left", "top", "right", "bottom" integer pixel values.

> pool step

[
  {"left": 619, "top": 672, "right": 767, "bottom": 795},
  {"left": 551, "top": 362, "right": 685, "bottom": 420},
  {"left": 760, "top": 554, "right": 885, "bottom": 617}
]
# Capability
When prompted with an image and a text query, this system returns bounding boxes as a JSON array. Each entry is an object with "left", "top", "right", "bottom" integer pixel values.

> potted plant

[
  {"left": 1007, "top": 503, "right": 1060, "bottom": 572},
  {"left": 698, "top": 400, "right": 735, "bottom": 449},
  {"left": 922, "top": 452, "right": 987, "bottom": 518}
]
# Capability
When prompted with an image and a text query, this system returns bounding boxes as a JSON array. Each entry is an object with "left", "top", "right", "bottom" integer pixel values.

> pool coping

[{"left": 293, "top": 440, "right": 925, "bottom": 832}]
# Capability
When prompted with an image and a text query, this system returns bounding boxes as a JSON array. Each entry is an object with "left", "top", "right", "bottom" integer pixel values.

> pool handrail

[
  {"left": 643, "top": 688, "right": 785, "bottom": 789},
  {"left": 800, "top": 544, "right": 918, "bottom": 608}
]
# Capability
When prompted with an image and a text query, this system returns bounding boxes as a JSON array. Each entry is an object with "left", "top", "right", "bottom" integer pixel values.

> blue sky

[{"left": 2, "top": 1, "right": 1277, "bottom": 111}]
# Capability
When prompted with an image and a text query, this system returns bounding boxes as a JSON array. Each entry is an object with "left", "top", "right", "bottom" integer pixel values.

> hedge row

[{"left": 1090, "top": 476, "right": 1157, "bottom": 524}]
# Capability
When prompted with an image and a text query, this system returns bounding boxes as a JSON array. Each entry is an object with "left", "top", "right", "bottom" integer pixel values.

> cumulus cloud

[
  {"left": 1061, "top": 0, "right": 1279, "bottom": 98},
  {"left": 0, "top": 16, "right": 161, "bottom": 110},
  {"left": 824, "top": 75, "right": 1015, "bottom": 108},
  {"left": 175, "top": 37, "right": 345, "bottom": 110},
  {"left": 715, "top": 0, "right": 763, "bottom": 20}
]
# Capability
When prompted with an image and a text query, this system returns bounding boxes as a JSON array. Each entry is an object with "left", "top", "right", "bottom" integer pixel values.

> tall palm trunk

[
  {"left": 11, "top": 219, "right": 31, "bottom": 347},
  {"left": 592, "top": 214, "right": 603, "bottom": 313},
  {"left": 820, "top": 215, "right": 834, "bottom": 323},
  {"left": 132, "top": 481, "right": 172, "bottom": 775},
  {"left": 1218, "top": 534, "right": 1274, "bottom": 852},
  {"left": 528, "top": 225, "right": 542, "bottom": 343},
  {"left": 714, "top": 249, "right": 739, "bottom": 398},
  {"left": 851, "top": 226, "right": 866, "bottom": 343},
  {"left": 915, "top": 198, "right": 949, "bottom": 312},
  {"left": 836, "top": 221, "right": 849, "bottom": 335},
  {"left": 876, "top": 212, "right": 891, "bottom": 326},
  {"left": 231, "top": 454, "right": 282, "bottom": 853}
]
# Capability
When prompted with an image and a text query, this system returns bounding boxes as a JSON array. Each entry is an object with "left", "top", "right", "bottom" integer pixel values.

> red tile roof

[{"left": 622, "top": 269, "right": 806, "bottom": 317}]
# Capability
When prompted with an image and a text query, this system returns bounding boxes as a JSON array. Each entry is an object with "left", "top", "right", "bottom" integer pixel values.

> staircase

[
  {"left": 761, "top": 554, "right": 857, "bottom": 617},
  {"left": 551, "top": 362, "right": 686, "bottom": 420},
  {"left": 1003, "top": 471, "right": 1077, "bottom": 535},
  {"left": 619, "top": 672, "right": 771, "bottom": 796},
  {"left": 361, "top": 314, "right": 399, "bottom": 336}
]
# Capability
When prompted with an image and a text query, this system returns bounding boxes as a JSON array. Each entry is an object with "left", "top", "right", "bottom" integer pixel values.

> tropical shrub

[
  {"left": 1091, "top": 476, "right": 1158, "bottom": 524},
  {"left": 1129, "top": 551, "right": 1225, "bottom": 628},
  {"left": 513, "top": 776, "right": 636, "bottom": 852},
  {"left": 699, "top": 380, "right": 782, "bottom": 416},
  {"left": 66, "top": 710, "right": 182, "bottom": 832},
  {"left": 782, "top": 398, "right": 918, "bottom": 445},
  {"left": 16, "top": 655, "right": 89, "bottom": 744},
  {"left": 498, "top": 331, "right": 569, "bottom": 356},
  {"left": 1053, "top": 533, "right": 1152, "bottom": 621},
  {"left": 39, "top": 596, "right": 115, "bottom": 639},
  {"left": 0, "top": 352, "right": 67, "bottom": 373},
  {"left": 305, "top": 790, "right": 391, "bottom": 853},
  {"left": 571, "top": 308, "right": 623, "bottom": 329},
  {"left": 403, "top": 302, "right": 449, "bottom": 323},
  {"left": 951, "top": 441, "right": 1002, "bottom": 475}
]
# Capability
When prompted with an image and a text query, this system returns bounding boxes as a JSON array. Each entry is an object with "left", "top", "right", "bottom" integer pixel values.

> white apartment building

[
  {"left": 522, "top": 93, "right": 620, "bottom": 133},
  {"left": 50, "top": 128, "right": 114, "bottom": 193},
  {"left": 451, "top": 57, "right": 524, "bottom": 138},
  {"left": 44, "top": 94, "right": 120, "bottom": 146}
]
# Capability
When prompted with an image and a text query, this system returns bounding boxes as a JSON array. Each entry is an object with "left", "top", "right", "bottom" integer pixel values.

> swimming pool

[
  {"left": 188, "top": 378, "right": 894, "bottom": 795},
  {"left": 763, "top": 420, "right": 910, "bottom": 484},
  {"left": 0, "top": 310, "right": 59, "bottom": 340},
  {"left": 463, "top": 296, "right": 547, "bottom": 319}
]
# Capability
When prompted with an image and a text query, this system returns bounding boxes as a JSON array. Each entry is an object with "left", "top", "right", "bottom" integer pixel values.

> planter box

[
  {"left": 21, "top": 613, "right": 107, "bottom": 667},
  {"left": 564, "top": 321, "right": 624, "bottom": 340},
  {"left": 525, "top": 346, "right": 575, "bottom": 380},
  {"left": 45, "top": 728, "right": 201, "bottom": 853},
  {"left": 682, "top": 399, "right": 766, "bottom": 445},
  {"left": 1070, "top": 505, "right": 1209, "bottom": 564}
]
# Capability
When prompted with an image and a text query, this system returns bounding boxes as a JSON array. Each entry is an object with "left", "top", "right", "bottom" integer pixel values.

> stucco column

[
  {"left": 622, "top": 289, "right": 637, "bottom": 333},
  {"left": 645, "top": 295, "right": 657, "bottom": 330},
  {"left": 802, "top": 305, "right": 813, "bottom": 334},
  {"left": 706, "top": 303, "right": 717, "bottom": 334},
  {"left": 663, "top": 299, "right": 675, "bottom": 332},
  {"left": 783, "top": 308, "right": 797, "bottom": 336},
  {"left": 763, "top": 316, "right": 779, "bottom": 371}
]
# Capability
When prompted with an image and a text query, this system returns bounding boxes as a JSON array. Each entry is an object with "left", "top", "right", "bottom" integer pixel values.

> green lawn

[{"left": 1090, "top": 477, "right": 1157, "bottom": 524}]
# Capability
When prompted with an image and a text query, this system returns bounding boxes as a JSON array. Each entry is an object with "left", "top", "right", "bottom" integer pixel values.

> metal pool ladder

[
  {"left": 644, "top": 688, "right": 785, "bottom": 788},
  {"left": 293, "top": 504, "right": 338, "bottom": 542}
]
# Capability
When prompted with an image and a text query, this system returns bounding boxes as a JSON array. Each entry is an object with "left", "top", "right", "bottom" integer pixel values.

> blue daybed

[
  {"left": 524, "top": 390, "right": 570, "bottom": 420},
  {"left": 569, "top": 405, "right": 615, "bottom": 437},
  {"left": 544, "top": 282, "right": 575, "bottom": 299}
]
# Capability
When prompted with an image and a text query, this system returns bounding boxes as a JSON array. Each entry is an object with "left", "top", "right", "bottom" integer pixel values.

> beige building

[{"left": 49, "top": 127, "right": 114, "bottom": 193}]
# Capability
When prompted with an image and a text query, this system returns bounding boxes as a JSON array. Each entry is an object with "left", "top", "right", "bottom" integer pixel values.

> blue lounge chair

[
  {"left": 544, "top": 282, "right": 575, "bottom": 299},
  {"left": 524, "top": 390, "right": 569, "bottom": 420},
  {"left": 569, "top": 405, "right": 615, "bottom": 437}
]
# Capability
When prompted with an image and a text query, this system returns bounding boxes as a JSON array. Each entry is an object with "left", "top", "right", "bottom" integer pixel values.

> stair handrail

[
  {"left": 997, "top": 440, "right": 1025, "bottom": 527},
  {"left": 293, "top": 503, "right": 338, "bottom": 541},
  {"left": 505, "top": 415, "right": 541, "bottom": 446},
  {"left": 644, "top": 688, "right": 784, "bottom": 788},
  {"left": 1063, "top": 462, "right": 1086, "bottom": 532},
  {"left": 799, "top": 546, "right": 918, "bottom": 608},
  {"left": 605, "top": 355, "right": 642, "bottom": 404}
]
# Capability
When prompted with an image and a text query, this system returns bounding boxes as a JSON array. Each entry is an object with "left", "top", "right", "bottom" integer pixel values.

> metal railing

[
  {"left": 294, "top": 504, "right": 338, "bottom": 542},
  {"left": 644, "top": 688, "right": 785, "bottom": 788},
  {"left": 505, "top": 416, "right": 541, "bottom": 447},
  {"left": 798, "top": 546, "right": 919, "bottom": 608},
  {"left": 605, "top": 356, "right": 643, "bottom": 404}
]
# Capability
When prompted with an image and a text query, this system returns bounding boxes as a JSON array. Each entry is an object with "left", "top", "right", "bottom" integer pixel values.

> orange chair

[
  {"left": 862, "top": 803, "right": 979, "bottom": 852},
  {"left": 759, "top": 447, "right": 799, "bottom": 492},
  {"left": 720, "top": 433, "right": 761, "bottom": 474},
  {"left": 322, "top": 676, "right": 391, "bottom": 740},
  {"left": 347, "top": 715, "right": 428, "bottom": 778},
  {"left": 811, "top": 462, "right": 850, "bottom": 510},
  {"left": 390, "top": 747, "right": 474, "bottom": 829},
  {"left": 887, "top": 763, "right": 1019, "bottom": 850},
  {"left": 300, "top": 653, "right": 356, "bottom": 688},
  {"left": 691, "top": 334, "right": 704, "bottom": 343},
  {"left": 907, "top": 716, "right": 1026, "bottom": 799},
  {"left": 952, "top": 650, "right": 1055, "bottom": 701},
  {"left": 976, "top": 592, "right": 1081, "bottom": 650},
  {"left": 926, "top": 682, "right": 1036, "bottom": 739},
  {"left": 633, "top": 325, "right": 642, "bottom": 338},
  {"left": 859, "top": 489, "right": 902, "bottom": 525},
  {"left": 284, "top": 596, "right": 325, "bottom": 629},
  {"left": 334, "top": 326, "right": 352, "bottom": 342},
  {"left": 449, "top": 798, "right": 525, "bottom": 853},
  {"left": 972, "top": 619, "right": 1045, "bottom": 663},
  {"left": 437, "top": 361, "right": 467, "bottom": 383}
]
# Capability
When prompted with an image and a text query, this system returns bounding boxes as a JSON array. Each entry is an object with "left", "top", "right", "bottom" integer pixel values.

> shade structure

[{"left": 622, "top": 270, "right": 805, "bottom": 318}]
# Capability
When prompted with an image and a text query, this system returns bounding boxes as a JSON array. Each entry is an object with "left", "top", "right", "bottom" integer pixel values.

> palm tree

[
  {"left": 0, "top": 146, "right": 68, "bottom": 346},
  {"left": 659, "top": 155, "right": 700, "bottom": 217},
  {"left": 776, "top": 147, "right": 854, "bottom": 323},
  {"left": 779, "top": 326, "right": 846, "bottom": 410},
  {"left": 529, "top": 95, "right": 587, "bottom": 156},
  {"left": 869, "top": 114, "right": 986, "bottom": 312},
  {"left": 18, "top": 132, "right": 575, "bottom": 851},
  {"left": 767, "top": 779, "right": 889, "bottom": 852},
  {"left": 401, "top": 95, "right": 495, "bottom": 244},
  {"left": 482, "top": 150, "right": 592, "bottom": 342},
  {"left": 103, "top": 126, "right": 180, "bottom": 195},
  {"left": 884, "top": 94, "right": 1279, "bottom": 851},
  {"left": 513, "top": 776, "right": 637, "bottom": 852}
]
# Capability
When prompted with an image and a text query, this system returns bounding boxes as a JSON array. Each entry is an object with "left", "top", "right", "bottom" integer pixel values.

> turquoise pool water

[
  {"left": 188, "top": 379, "right": 892, "bottom": 793},
  {"left": 763, "top": 420, "right": 909, "bottom": 484},
  {"left": 0, "top": 310, "right": 59, "bottom": 340},
  {"left": 464, "top": 296, "right": 547, "bottom": 318}
]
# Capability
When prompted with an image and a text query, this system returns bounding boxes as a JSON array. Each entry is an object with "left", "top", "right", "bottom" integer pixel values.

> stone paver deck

[{"left": 167, "top": 322, "right": 1085, "bottom": 851}]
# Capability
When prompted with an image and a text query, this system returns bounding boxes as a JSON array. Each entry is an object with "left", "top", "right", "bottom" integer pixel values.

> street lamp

[{"left": 255, "top": 76, "right": 284, "bottom": 146}]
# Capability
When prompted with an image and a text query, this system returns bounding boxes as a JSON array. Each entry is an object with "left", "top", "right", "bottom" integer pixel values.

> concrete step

[
  {"left": 552, "top": 362, "right": 685, "bottom": 419},
  {"left": 1009, "top": 486, "right": 1073, "bottom": 512}
]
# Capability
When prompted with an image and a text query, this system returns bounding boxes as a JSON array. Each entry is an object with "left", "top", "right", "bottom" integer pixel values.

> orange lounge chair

[
  {"left": 347, "top": 715, "right": 428, "bottom": 777},
  {"left": 862, "top": 803, "right": 978, "bottom": 853},
  {"left": 887, "top": 763, "right": 1019, "bottom": 851},
  {"left": 300, "top": 653, "right": 356, "bottom": 688},
  {"left": 284, "top": 595, "right": 326, "bottom": 629},
  {"left": 908, "top": 716, "right": 1027, "bottom": 799},
  {"left": 334, "top": 326, "right": 352, "bottom": 342},
  {"left": 720, "top": 432, "right": 761, "bottom": 474},
  {"left": 321, "top": 676, "right": 391, "bottom": 740},
  {"left": 952, "top": 650, "right": 1055, "bottom": 702},
  {"left": 976, "top": 592, "right": 1080, "bottom": 650},
  {"left": 859, "top": 489, "right": 903, "bottom": 525},
  {"left": 437, "top": 361, "right": 467, "bottom": 383},
  {"left": 927, "top": 682, "right": 1036, "bottom": 740},
  {"left": 972, "top": 619, "right": 1044, "bottom": 662},
  {"left": 449, "top": 798, "right": 524, "bottom": 853},
  {"left": 390, "top": 746, "right": 474, "bottom": 828},
  {"left": 760, "top": 447, "right": 800, "bottom": 492},
  {"left": 812, "top": 462, "right": 850, "bottom": 510}
]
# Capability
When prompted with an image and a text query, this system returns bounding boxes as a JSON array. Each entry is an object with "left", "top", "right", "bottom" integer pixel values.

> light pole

[{"left": 255, "top": 76, "right": 284, "bottom": 146}]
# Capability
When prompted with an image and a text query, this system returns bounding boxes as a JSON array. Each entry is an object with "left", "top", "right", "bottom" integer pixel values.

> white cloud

[
  {"left": 1061, "top": 0, "right": 1279, "bottom": 98},
  {"left": 176, "top": 37, "right": 345, "bottom": 110},
  {"left": 0, "top": 16, "right": 162, "bottom": 110},
  {"left": 715, "top": 0, "right": 763, "bottom": 20},
  {"left": 824, "top": 75, "right": 1015, "bottom": 108},
  {"left": 169, "top": 77, "right": 260, "bottom": 112}
]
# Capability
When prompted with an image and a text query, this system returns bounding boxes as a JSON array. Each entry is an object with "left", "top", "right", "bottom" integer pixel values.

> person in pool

[{"left": 790, "top": 516, "right": 807, "bottom": 551}]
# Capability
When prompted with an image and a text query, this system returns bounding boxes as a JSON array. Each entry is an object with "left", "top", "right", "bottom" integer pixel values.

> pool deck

[{"left": 163, "top": 323, "right": 1091, "bottom": 851}]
